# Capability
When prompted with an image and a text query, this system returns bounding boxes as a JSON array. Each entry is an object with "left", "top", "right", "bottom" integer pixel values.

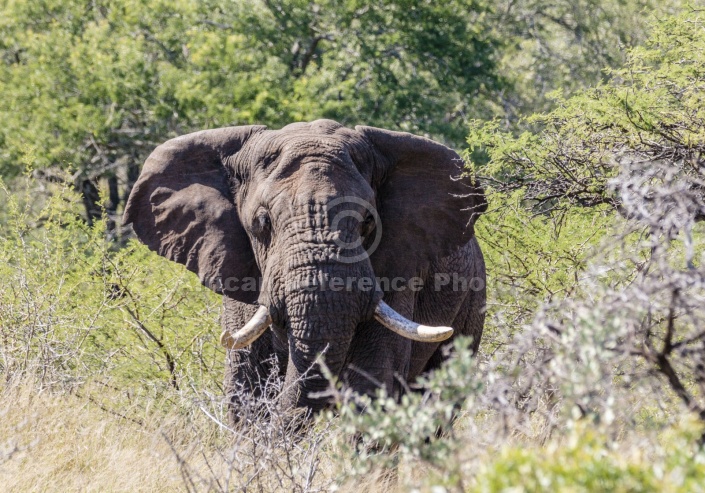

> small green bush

[
  {"left": 0, "top": 175, "right": 222, "bottom": 413},
  {"left": 473, "top": 421, "right": 705, "bottom": 493}
]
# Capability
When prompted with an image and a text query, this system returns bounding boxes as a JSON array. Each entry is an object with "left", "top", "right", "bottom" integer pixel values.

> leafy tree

[
  {"left": 0, "top": 0, "right": 682, "bottom": 227},
  {"left": 469, "top": 6, "right": 704, "bottom": 216},
  {"left": 246, "top": 0, "right": 504, "bottom": 142},
  {"left": 0, "top": 0, "right": 506, "bottom": 226},
  {"left": 491, "top": 0, "right": 685, "bottom": 120},
  {"left": 470, "top": 9, "right": 705, "bottom": 425}
]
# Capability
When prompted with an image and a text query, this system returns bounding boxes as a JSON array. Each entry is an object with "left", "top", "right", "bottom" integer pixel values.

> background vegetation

[{"left": 2, "top": 1, "right": 704, "bottom": 491}]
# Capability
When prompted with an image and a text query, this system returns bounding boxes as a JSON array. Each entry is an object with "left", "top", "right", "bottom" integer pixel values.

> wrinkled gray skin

[{"left": 123, "top": 120, "right": 486, "bottom": 418}]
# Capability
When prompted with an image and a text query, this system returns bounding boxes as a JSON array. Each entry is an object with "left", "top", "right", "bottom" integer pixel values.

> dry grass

[
  {"left": 3, "top": 376, "right": 705, "bottom": 492},
  {"left": 0, "top": 377, "right": 476, "bottom": 493},
  {"left": 0, "top": 375, "right": 343, "bottom": 493},
  {"left": 0, "top": 380, "right": 190, "bottom": 492}
]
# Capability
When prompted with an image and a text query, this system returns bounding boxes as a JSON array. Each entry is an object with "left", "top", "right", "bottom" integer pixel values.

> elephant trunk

[
  {"left": 279, "top": 261, "right": 372, "bottom": 411},
  {"left": 282, "top": 319, "right": 353, "bottom": 411}
]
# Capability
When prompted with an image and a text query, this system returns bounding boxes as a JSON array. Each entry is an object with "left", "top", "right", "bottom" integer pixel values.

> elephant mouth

[{"left": 220, "top": 300, "right": 454, "bottom": 350}]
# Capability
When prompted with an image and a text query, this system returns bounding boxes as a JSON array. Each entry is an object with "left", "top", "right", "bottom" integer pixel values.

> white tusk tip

[
  {"left": 417, "top": 325, "right": 454, "bottom": 342},
  {"left": 373, "top": 301, "right": 456, "bottom": 343},
  {"left": 220, "top": 305, "right": 271, "bottom": 350}
]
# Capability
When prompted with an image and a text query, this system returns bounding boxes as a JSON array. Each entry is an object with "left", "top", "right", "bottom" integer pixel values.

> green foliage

[
  {"left": 330, "top": 327, "right": 705, "bottom": 490},
  {"left": 331, "top": 337, "right": 481, "bottom": 476},
  {"left": 0, "top": 175, "right": 222, "bottom": 406},
  {"left": 493, "top": 0, "right": 685, "bottom": 120},
  {"left": 476, "top": 191, "right": 613, "bottom": 344},
  {"left": 235, "top": 0, "right": 505, "bottom": 144},
  {"left": 467, "top": 9, "right": 705, "bottom": 345},
  {"left": 469, "top": 8, "right": 705, "bottom": 213},
  {"left": 0, "top": 0, "right": 505, "bottom": 184},
  {"left": 473, "top": 421, "right": 705, "bottom": 492},
  {"left": 455, "top": 18, "right": 705, "bottom": 485},
  {"left": 0, "top": 0, "right": 683, "bottom": 226}
]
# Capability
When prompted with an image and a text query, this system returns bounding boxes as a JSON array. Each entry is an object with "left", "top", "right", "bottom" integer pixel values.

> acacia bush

[
  {"left": 0, "top": 173, "right": 224, "bottom": 414},
  {"left": 467, "top": 8, "right": 705, "bottom": 428}
]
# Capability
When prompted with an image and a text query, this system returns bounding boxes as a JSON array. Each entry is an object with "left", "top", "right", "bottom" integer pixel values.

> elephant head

[{"left": 123, "top": 119, "right": 486, "bottom": 411}]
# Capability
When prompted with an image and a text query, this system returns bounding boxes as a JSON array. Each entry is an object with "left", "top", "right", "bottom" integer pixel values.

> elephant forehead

[
  {"left": 261, "top": 138, "right": 363, "bottom": 183},
  {"left": 253, "top": 120, "right": 367, "bottom": 159},
  {"left": 267, "top": 164, "right": 374, "bottom": 211},
  {"left": 239, "top": 133, "right": 351, "bottom": 173},
  {"left": 262, "top": 160, "right": 375, "bottom": 222},
  {"left": 268, "top": 133, "right": 349, "bottom": 158},
  {"left": 280, "top": 118, "right": 344, "bottom": 134}
]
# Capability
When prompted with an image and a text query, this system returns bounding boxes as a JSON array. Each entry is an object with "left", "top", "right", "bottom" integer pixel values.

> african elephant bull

[{"left": 123, "top": 119, "right": 486, "bottom": 419}]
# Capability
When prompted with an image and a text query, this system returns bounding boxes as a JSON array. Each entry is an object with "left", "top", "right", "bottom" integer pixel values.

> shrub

[{"left": 0, "top": 174, "right": 223, "bottom": 414}]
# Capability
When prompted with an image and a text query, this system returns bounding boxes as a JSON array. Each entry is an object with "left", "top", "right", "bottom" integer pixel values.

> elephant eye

[
  {"left": 261, "top": 151, "right": 280, "bottom": 168},
  {"left": 252, "top": 211, "right": 272, "bottom": 243},
  {"left": 361, "top": 213, "right": 376, "bottom": 236}
]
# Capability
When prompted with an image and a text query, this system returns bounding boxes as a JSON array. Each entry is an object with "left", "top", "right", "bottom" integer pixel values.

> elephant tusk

[
  {"left": 374, "top": 301, "right": 454, "bottom": 343},
  {"left": 220, "top": 305, "right": 272, "bottom": 350}
]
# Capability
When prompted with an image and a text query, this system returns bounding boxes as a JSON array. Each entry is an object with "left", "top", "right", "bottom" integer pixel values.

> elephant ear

[
  {"left": 356, "top": 126, "right": 487, "bottom": 280},
  {"left": 123, "top": 126, "right": 266, "bottom": 302}
]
